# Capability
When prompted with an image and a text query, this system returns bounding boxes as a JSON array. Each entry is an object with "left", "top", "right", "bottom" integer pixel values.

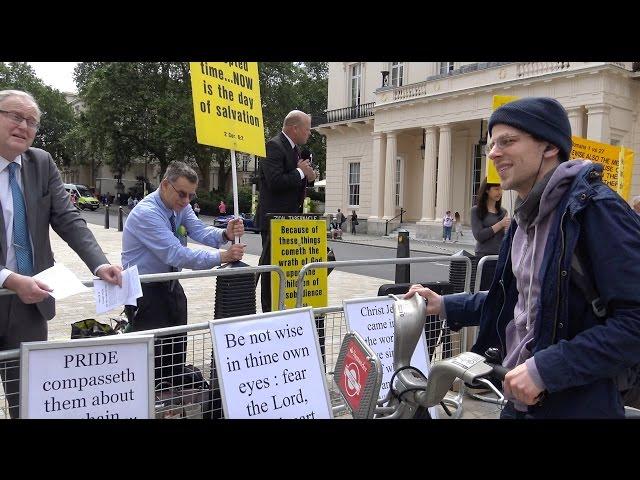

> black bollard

[
  {"left": 395, "top": 229, "right": 410, "bottom": 283},
  {"left": 104, "top": 205, "right": 110, "bottom": 229},
  {"left": 118, "top": 207, "right": 124, "bottom": 232}
]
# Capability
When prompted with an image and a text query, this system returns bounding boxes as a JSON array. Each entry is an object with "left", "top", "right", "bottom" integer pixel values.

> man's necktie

[
  {"left": 168, "top": 213, "right": 178, "bottom": 289},
  {"left": 169, "top": 213, "right": 176, "bottom": 236},
  {"left": 294, "top": 146, "right": 307, "bottom": 209},
  {"left": 8, "top": 162, "right": 33, "bottom": 276}
]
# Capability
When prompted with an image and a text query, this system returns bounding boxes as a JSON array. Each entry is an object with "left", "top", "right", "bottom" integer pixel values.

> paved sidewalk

[
  {"left": 334, "top": 231, "right": 477, "bottom": 256},
  {"left": 198, "top": 213, "right": 479, "bottom": 256},
  {"left": 25, "top": 222, "right": 500, "bottom": 419}
]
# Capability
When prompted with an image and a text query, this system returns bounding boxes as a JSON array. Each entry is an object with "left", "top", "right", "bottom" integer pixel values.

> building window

[
  {"left": 242, "top": 156, "right": 250, "bottom": 172},
  {"left": 350, "top": 63, "right": 362, "bottom": 107},
  {"left": 472, "top": 144, "right": 484, "bottom": 205},
  {"left": 348, "top": 162, "right": 360, "bottom": 206},
  {"left": 395, "top": 157, "right": 404, "bottom": 207},
  {"left": 391, "top": 62, "right": 404, "bottom": 87},
  {"left": 439, "top": 62, "right": 454, "bottom": 75}
]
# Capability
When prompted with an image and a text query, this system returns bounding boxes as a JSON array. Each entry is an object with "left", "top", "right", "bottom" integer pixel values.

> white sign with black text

[
  {"left": 343, "top": 296, "right": 439, "bottom": 419},
  {"left": 210, "top": 308, "right": 333, "bottom": 419},
  {"left": 20, "top": 335, "right": 154, "bottom": 419}
]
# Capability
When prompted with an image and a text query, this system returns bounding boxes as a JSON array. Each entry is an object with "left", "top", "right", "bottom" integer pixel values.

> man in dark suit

[
  {"left": 0, "top": 90, "right": 123, "bottom": 418},
  {"left": 257, "top": 110, "right": 316, "bottom": 312}
]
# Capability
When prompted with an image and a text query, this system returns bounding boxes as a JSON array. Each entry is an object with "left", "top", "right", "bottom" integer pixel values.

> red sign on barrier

[{"left": 339, "top": 338, "right": 371, "bottom": 411}]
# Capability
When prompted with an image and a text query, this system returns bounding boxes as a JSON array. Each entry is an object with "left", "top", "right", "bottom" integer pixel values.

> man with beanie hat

[{"left": 405, "top": 97, "right": 640, "bottom": 418}]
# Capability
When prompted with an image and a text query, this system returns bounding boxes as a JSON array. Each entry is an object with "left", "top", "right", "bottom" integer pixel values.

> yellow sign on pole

[
  {"left": 486, "top": 95, "right": 520, "bottom": 183},
  {"left": 270, "top": 218, "right": 327, "bottom": 309},
  {"left": 189, "top": 62, "right": 266, "bottom": 157},
  {"left": 570, "top": 136, "right": 635, "bottom": 200}
]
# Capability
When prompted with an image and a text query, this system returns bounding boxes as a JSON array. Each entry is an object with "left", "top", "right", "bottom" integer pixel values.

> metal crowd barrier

[
  {"left": 296, "top": 256, "right": 474, "bottom": 418},
  {"left": 467, "top": 255, "right": 503, "bottom": 407},
  {"left": 0, "top": 265, "right": 285, "bottom": 419},
  {"left": 1, "top": 256, "right": 483, "bottom": 420}
]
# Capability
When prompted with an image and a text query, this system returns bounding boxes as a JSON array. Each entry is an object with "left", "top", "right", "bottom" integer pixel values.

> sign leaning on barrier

[
  {"left": 20, "top": 335, "right": 154, "bottom": 419},
  {"left": 343, "top": 296, "right": 439, "bottom": 419},
  {"left": 269, "top": 214, "right": 327, "bottom": 309},
  {"left": 209, "top": 308, "right": 333, "bottom": 419}
]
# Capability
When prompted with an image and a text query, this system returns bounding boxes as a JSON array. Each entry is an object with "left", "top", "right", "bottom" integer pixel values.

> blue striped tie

[
  {"left": 169, "top": 213, "right": 176, "bottom": 236},
  {"left": 8, "top": 162, "right": 33, "bottom": 276},
  {"left": 169, "top": 213, "right": 178, "bottom": 271}
]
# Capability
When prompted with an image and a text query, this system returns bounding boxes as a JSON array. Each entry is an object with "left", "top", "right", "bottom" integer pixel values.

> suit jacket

[
  {"left": 0, "top": 148, "right": 109, "bottom": 320},
  {"left": 256, "top": 132, "right": 309, "bottom": 232}
]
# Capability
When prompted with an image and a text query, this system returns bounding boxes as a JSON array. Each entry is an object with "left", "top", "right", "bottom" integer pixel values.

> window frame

[{"left": 348, "top": 161, "right": 361, "bottom": 207}]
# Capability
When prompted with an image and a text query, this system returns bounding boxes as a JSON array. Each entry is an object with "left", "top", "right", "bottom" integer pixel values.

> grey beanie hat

[{"left": 488, "top": 97, "right": 573, "bottom": 161}]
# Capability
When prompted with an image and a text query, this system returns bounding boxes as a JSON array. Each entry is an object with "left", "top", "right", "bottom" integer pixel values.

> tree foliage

[
  {"left": 0, "top": 62, "right": 76, "bottom": 166},
  {"left": 258, "top": 62, "right": 328, "bottom": 175},
  {"left": 2, "top": 62, "right": 328, "bottom": 193}
]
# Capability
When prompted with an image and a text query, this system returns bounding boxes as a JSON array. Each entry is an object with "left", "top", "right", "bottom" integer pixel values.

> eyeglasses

[
  {"left": 168, "top": 181, "right": 196, "bottom": 201},
  {"left": 0, "top": 109, "right": 40, "bottom": 130},
  {"left": 485, "top": 133, "right": 530, "bottom": 156}
]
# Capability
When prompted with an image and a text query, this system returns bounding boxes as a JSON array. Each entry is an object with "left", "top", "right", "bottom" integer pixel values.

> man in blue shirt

[{"left": 122, "top": 161, "right": 244, "bottom": 387}]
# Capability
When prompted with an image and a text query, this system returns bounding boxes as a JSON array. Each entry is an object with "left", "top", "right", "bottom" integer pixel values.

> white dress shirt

[
  {"left": 282, "top": 131, "right": 305, "bottom": 180},
  {"left": 0, "top": 154, "right": 27, "bottom": 287}
]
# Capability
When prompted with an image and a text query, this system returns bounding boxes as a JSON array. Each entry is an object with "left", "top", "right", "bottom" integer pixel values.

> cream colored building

[{"left": 315, "top": 62, "right": 640, "bottom": 238}]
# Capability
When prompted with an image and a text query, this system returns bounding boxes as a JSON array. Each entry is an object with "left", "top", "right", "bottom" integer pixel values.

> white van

[{"left": 63, "top": 183, "right": 100, "bottom": 211}]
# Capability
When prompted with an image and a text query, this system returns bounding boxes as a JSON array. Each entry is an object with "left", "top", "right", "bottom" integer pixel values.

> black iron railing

[
  {"left": 385, "top": 208, "right": 406, "bottom": 236},
  {"left": 311, "top": 102, "right": 375, "bottom": 127}
]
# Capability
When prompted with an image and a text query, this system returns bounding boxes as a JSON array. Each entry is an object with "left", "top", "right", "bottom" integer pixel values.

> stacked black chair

[
  {"left": 208, "top": 261, "right": 257, "bottom": 418},
  {"left": 448, "top": 250, "right": 477, "bottom": 293}
]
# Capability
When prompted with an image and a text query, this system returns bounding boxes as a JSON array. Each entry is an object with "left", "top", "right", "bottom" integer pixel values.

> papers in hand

[
  {"left": 33, "top": 263, "right": 90, "bottom": 300},
  {"left": 93, "top": 265, "right": 143, "bottom": 314}
]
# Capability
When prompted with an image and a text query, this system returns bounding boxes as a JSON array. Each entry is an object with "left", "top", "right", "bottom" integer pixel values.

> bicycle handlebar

[
  {"left": 375, "top": 351, "right": 510, "bottom": 419},
  {"left": 373, "top": 294, "right": 511, "bottom": 418}
]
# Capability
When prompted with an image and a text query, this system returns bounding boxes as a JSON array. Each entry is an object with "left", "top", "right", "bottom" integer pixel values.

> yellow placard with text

[
  {"left": 189, "top": 62, "right": 266, "bottom": 157},
  {"left": 270, "top": 219, "right": 327, "bottom": 309},
  {"left": 570, "top": 136, "right": 634, "bottom": 200},
  {"left": 486, "top": 95, "right": 520, "bottom": 183}
]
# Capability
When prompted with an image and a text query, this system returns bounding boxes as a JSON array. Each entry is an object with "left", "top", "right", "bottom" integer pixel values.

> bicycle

[
  {"left": 334, "top": 294, "right": 505, "bottom": 419},
  {"left": 335, "top": 294, "right": 640, "bottom": 419}
]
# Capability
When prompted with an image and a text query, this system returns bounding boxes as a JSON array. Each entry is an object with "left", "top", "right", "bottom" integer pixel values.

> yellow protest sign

[
  {"left": 570, "top": 136, "right": 635, "bottom": 200},
  {"left": 270, "top": 218, "right": 327, "bottom": 309},
  {"left": 486, "top": 95, "right": 520, "bottom": 183},
  {"left": 189, "top": 62, "right": 266, "bottom": 157}
]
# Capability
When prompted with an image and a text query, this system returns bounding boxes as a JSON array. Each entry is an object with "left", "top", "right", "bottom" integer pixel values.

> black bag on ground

[
  {"left": 71, "top": 319, "right": 117, "bottom": 339},
  {"left": 178, "top": 364, "right": 210, "bottom": 390}
]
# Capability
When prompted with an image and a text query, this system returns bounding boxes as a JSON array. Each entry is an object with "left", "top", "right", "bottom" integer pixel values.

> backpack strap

[{"left": 570, "top": 252, "right": 607, "bottom": 319}]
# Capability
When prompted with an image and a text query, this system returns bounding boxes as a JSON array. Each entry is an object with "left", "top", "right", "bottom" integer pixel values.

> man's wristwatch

[{"left": 222, "top": 230, "right": 229, "bottom": 242}]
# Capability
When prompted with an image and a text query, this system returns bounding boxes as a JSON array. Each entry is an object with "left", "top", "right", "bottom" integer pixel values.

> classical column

[
  {"left": 566, "top": 106, "right": 584, "bottom": 138},
  {"left": 369, "top": 132, "right": 386, "bottom": 219},
  {"left": 420, "top": 127, "right": 437, "bottom": 221},
  {"left": 383, "top": 131, "right": 397, "bottom": 219},
  {"left": 435, "top": 124, "right": 452, "bottom": 220},
  {"left": 586, "top": 103, "right": 611, "bottom": 143}
]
